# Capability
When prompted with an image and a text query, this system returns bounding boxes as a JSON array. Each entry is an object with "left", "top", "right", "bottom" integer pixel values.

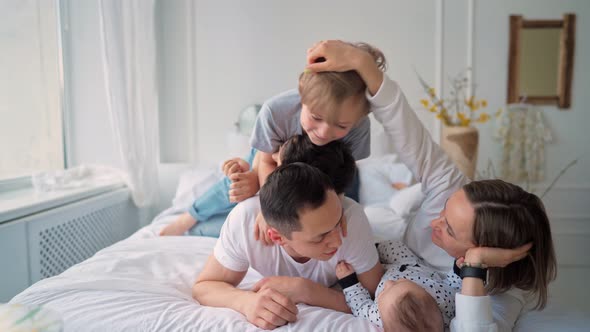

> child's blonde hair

[{"left": 298, "top": 42, "right": 387, "bottom": 123}]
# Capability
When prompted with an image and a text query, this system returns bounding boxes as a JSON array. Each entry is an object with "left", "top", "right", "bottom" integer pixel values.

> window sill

[{"left": 0, "top": 180, "right": 126, "bottom": 225}]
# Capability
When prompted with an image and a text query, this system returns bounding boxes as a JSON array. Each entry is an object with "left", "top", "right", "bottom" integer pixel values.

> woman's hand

[
  {"left": 461, "top": 243, "right": 533, "bottom": 268},
  {"left": 305, "top": 40, "right": 384, "bottom": 96},
  {"left": 306, "top": 40, "right": 370, "bottom": 73},
  {"left": 254, "top": 212, "right": 273, "bottom": 246}
]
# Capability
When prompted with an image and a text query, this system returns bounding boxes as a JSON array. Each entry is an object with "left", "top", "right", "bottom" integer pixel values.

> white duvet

[{"left": 10, "top": 223, "right": 381, "bottom": 332}]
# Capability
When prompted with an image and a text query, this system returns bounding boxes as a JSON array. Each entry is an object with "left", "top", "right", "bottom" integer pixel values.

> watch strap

[
  {"left": 459, "top": 266, "right": 488, "bottom": 284},
  {"left": 337, "top": 273, "right": 360, "bottom": 289}
]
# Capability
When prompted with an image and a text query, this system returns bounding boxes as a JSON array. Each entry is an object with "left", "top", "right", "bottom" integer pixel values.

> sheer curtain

[{"left": 98, "top": 0, "right": 159, "bottom": 207}]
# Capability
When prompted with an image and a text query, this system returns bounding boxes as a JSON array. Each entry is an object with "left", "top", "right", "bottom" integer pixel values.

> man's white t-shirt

[{"left": 214, "top": 196, "right": 379, "bottom": 287}]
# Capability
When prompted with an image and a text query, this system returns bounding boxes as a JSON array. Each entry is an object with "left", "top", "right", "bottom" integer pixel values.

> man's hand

[
  {"left": 254, "top": 212, "right": 273, "bottom": 245},
  {"left": 336, "top": 261, "right": 355, "bottom": 279},
  {"left": 222, "top": 158, "right": 250, "bottom": 177},
  {"left": 228, "top": 171, "right": 260, "bottom": 203},
  {"left": 252, "top": 276, "right": 307, "bottom": 304},
  {"left": 243, "top": 288, "right": 298, "bottom": 330},
  {"left": 462, "top": 243, "right": 533, "bottom": 268}
]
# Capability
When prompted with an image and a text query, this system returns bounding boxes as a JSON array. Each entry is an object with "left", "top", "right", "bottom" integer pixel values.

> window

[{"left": 0, "top": 0, "right": 64, "bottom": 182}]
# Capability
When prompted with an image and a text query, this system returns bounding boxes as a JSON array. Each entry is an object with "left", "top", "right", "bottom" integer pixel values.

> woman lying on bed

[{"left": 301, "top": 40, "right": 557, "bottom": 332}]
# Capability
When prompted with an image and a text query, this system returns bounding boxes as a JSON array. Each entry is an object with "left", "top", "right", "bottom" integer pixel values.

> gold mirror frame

[{"left": 507, "top": 14, "right": 576, "bottom": 109}]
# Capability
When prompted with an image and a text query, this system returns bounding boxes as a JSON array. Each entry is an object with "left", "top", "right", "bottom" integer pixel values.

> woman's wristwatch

[{"left": 459, "top": 262, "right": 488, "bottom": 285}]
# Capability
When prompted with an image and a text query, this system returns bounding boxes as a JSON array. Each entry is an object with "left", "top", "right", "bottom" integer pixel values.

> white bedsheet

[
  {"left": 10, "top": 224, "right": 380, "bottom": 332},
  {"left": 11, "top": 222, "right": 589, "bottom": 331}
]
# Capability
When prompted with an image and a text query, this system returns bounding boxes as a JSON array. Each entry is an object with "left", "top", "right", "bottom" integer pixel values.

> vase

[{"left": 440, "top": 125, "right": 479, "bottom": 180}]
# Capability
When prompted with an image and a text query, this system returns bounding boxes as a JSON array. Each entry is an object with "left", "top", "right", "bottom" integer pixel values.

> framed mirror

[{"left": 507, "top": 14, "right": 576, "bottom": 109}]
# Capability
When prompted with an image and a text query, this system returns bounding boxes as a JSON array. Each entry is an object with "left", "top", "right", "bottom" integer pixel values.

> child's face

[{"left": 300, "top": 95, "right": 365, "bottom": 146}]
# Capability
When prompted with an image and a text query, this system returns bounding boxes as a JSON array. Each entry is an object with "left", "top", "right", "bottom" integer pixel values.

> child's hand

[
  {"left": 254, "top": 212, "right": 273, "bottom": 246},
  {"left": 305, "top": 40, "right": 370, "bottom": 73},
  {"left": 222, "top": 158, "right": 250, "bottom": 177},
  {"left": 336, "top": 261, "right": 355, "bottom": 279},
  {"left": 228, "top": 170, "right": 260, "bottom": 203}
]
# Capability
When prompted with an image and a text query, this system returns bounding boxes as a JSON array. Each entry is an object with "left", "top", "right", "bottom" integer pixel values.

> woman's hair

[
  {"left": 298, "top": 42, "right": 387, "bottom": 121},
  {"left": 463, "top": 179, "right": 557, "bottom": 309}
]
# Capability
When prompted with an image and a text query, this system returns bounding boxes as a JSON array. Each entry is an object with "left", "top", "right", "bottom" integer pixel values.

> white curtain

[{"left": 98, "top": 0, "right": 159, "bottom": 207}]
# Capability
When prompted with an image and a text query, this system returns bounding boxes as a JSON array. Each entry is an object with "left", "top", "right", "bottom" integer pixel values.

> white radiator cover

[{"left": 26, "top": 188, "right": 139, "bottom": 283}]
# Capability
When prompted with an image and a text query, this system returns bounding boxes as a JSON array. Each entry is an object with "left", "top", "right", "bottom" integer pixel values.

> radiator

[{"left": 25, "top": 188, "right": 139, "bottom": 283}]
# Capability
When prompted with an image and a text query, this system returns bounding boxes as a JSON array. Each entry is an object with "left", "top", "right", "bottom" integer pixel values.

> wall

[
  {"left": 185, "top": 0, "right": 439, "bottom": 164},
  {"left": 453, "top": 0, "right": 590, "bottom": 266}
]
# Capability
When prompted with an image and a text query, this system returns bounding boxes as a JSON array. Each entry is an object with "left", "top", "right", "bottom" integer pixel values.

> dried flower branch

[{"left": 416, "top": 68, "right": 490, "bottom": 127}]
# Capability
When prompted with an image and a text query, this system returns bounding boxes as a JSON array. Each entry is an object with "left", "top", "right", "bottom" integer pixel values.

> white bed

[{"left": 9, "top": 156, "right": 590, "bottom": 331}]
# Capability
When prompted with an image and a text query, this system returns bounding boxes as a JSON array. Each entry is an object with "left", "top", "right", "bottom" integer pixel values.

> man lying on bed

[{"left": 193, "top": 134, "right": 384, "bottom": 330}]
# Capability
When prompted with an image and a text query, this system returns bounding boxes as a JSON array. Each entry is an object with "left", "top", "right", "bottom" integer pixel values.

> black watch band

[
  {"left": 337, "top": 273, "right": 360, "bottom": 289},
  {"left": 459, "top": 266, "right": 488, "bottom": 284}
]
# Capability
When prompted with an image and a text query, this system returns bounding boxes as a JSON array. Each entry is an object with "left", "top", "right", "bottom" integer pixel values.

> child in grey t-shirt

[{"left": 160, "top": 41, "right": 386, "bottom": 237}]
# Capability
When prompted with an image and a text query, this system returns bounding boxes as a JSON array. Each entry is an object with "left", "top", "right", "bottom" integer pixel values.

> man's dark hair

[
  {"left": 259, "top": 162, "right": 335, "bottom": 238},
  {"left": 280, "top": 134, "right": 356, "bottom": 194}
]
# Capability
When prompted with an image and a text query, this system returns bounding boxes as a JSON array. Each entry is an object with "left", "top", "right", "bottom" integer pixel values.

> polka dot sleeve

[{"left": 342, "top": 283, "right": 382, "bottom": 327}]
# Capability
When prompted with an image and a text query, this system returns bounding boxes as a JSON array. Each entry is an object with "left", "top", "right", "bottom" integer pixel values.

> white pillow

[
  {"left": 388, "top": 183, "right": 425, "bottom": 218},
  {"left": 364, "top": 206, "right": 407, "bottom": 243},
  {"left": 172, "top": 166, "right": 224, "bottom": 210},
  {"left": 357, "top": 154, "right": 414, "bottom": 207}
]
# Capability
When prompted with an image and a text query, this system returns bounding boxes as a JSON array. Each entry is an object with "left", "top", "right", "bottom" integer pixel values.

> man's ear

[{"left": 268, "top": 227, "right": 286, "bottom": 245}]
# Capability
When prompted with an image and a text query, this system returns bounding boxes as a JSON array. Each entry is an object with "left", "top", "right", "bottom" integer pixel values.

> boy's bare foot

[{"left": 159, "top": 212, "right": 197, "bottom": 236}]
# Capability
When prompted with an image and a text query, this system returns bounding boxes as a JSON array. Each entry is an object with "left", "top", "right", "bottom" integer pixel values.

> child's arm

[
  {"left": 256, "top": 151, "right": 278, "bottom": 188},
  {"left": 336, "top": 261, "right": 382, "bottom": 326}
]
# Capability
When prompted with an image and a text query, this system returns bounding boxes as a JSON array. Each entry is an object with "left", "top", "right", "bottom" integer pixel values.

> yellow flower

[
  {"left": 476, "top": 113, "right": 490, "bottom": 123},
  {"left": 420, "top": 99, "right": 430, "bottom": 108},
  {"left": 457, "top": 112, "right": 468, "bottom": 122},
  {"left": 428, "top": 88, "right": 436, "bottom": 97},
  {"left": 465, "top": 96, "right": 475, "bottom": 109},
  {"left": 481, "top": 99, "right": 488, "bottom": 108},
  {"left": 429, "top": 106, "right": 438, "bottom": 113}
]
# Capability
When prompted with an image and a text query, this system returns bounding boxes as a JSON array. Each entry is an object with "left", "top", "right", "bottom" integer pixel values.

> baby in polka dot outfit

[{"left": 336, "top": 240, "right": 461, "bottom": 331}]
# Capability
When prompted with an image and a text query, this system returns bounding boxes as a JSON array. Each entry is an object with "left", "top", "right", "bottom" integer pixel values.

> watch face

[{"left": 237, "top": 104, "right": 262, "bottom": 136}]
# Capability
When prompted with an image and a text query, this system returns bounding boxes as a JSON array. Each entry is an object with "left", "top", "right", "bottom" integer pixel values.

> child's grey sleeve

[
  {"left": 344, "top": 116, "right": 371, "bottom": 160},
  {"left": 249, "top": 104, "right": 283, "bottom": 154},
  {"left": 343, "top": 283, "right": 382, "bottom": 327}
]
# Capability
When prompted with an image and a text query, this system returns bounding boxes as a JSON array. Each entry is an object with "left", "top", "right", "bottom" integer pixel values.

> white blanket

[
  {"left": 10, "top": 224, "right": 380, "bottom": 332},
  {"left": 11, "top": 222, "right": 589, "bottom": 331}
]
